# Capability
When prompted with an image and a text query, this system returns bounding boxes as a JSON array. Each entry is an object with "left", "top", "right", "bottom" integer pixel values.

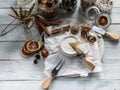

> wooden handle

[
  {"left": 41, "top": 75, "right": 53, "bottom": 90},
  {"left": 105, "top": 32, "right": 120, "bottom": 41},
  {"left": 83, "top": 57, "right": 96, "bottom": 70}
]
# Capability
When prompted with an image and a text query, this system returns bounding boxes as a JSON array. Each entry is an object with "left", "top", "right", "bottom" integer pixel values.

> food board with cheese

[{"left": 44, "top": 18, "right": 105, "bottom": 77}]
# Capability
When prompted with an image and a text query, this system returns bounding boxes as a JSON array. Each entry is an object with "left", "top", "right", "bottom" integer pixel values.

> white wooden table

[{"left": 0, "top": 0, "right": 120, "bottom": 90}]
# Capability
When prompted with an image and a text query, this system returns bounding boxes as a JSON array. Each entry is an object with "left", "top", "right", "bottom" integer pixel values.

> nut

[
  {"left": 81, "top": 30, "right": 88, "bottom": 38},
  {"left": 87, "top": 35, "right": 96, "bottom": 43},
  {"left": 82, "top": 23, "right": 91, "bottom": 31},
  {"left": 98, "top": 16, "right": 108, "bottom": 26},
  {"left": 41, "top": 48, "right": 49, "bottom": 58},
  {"left": 71, "top": 25, "right": 79, "bottom": 35}
]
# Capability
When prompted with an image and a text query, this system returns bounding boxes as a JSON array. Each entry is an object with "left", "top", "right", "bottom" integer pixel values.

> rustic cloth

[
  {"left": 40, "top": 16, "right": 104, "bottom": 77},
  {"left": 43, "top": 27, "right": 104, "bottom": 77}
]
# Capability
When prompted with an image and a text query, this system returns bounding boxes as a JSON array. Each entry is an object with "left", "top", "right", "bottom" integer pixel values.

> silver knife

[{"left": 92, "top": 26, "right": 120, "bottom": 41}]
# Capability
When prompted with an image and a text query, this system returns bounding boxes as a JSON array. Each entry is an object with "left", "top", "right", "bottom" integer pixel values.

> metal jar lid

[{"left": 85, "top": 6, "right": 100, "bottom": 20}]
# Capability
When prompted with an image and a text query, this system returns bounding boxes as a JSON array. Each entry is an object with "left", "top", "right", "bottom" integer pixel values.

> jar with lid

[
  {"left": 60, "top": 0, "right": 77, "bottom": 12},
  {"left": 21, "top": 24, "right": 40, "bottom": 40},
  {"left": 36, "top": 0, "right": 60, "bottom": 19},
  {"left": 94, "top": 0, "right": 113, "bottom": 14},
  {"left": 80, "top": 0, "right": 100, "bottom": 20},
  {"left": 80, "top": 0, "right": 96, "bottom": 13}
]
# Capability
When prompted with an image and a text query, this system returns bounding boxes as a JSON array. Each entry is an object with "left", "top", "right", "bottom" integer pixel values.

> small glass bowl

[
  {"left": 85, "top": 6, "right": 100, "bottom": 20},
  {"left": 95, "top": 13, "right": 111, "bottom": 29}
]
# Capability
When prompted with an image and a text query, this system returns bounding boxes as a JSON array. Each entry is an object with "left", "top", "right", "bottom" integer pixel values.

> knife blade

[
  {"left": 69, "top": 42, "right": 96, "bottom": 70},
  {"left": 92, "top": 26, "right": 120, "bottom": 41}
]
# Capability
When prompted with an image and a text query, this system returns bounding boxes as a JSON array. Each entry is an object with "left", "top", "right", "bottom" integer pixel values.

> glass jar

[
  {"left": 22, "top": 24, "right": 40, "bottom": 40},
  {"left": 94, "top": 0, "right": 113, "bottom": 14},
  {"left": 60, "top": 0, "right": 77, "bottom": 12},
  {"left": 85, "top": 6, "right": 100, "bottom": 20},
  {"left": 80, "top": 0, "right": 100, "bottom": 20},
  {"left": 80, "top": 0, "right": 96, "bottom": 13},
  {"left": 37, "top": 0, "right": 60, "bottom": 19}
]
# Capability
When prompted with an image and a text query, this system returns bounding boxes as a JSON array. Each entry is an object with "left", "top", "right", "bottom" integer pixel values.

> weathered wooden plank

[
  {"left": 89, "top": 72, "right": 120, "bottom": 80},
  {"left": 111, "top": 8, "right": 120, "bottom": 24},
  {"left": 0, "top": 81, "right": 43, "bottom": 90},
  {"left": 0, "top": 60, "right": 44, "bottom": 80},
  {"left": 113, "top": 0, "right": 120, "bottom": 7},
  {"left": 102, "top": 59, "right": 120, "bottom": 73},
  {"left": 0, "top": 58, "right": 120, "bottom": 80},
  {"left": 0, "top": 40, "right": 119, "bottom": 60},
  {"left": 0, "top": 42, "right": 25, "bottom": 59},
  {"left": 49, "top": 78, "right": 120, "bottom": 90},
  {"left": 0, "top": 25, "right": 40, "bottom": 41},
  {"left": 0, "top": 80, "right": 119, "bottom": 90},
  {"left": 0, "top": 25, "right": 26, "bottom": 41},
  {"left": 103, "top": 49, "right": 120, "bottom": 59}
]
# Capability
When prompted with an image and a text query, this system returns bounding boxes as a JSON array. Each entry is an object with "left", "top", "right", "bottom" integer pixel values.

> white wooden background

[{"left": 0, "top": 0, "right": 120, "bottom": 90}]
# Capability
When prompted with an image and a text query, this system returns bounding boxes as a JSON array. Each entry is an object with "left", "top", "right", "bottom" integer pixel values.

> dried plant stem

[
  {"left": 8, "top": 14, "right": 19, "bottom": 19},
  {"left": 25, "top": 10, "right": 27, "bottom": 17},
  {"left": 35, "top": 16, "right": 50, "bottom": 36},
  {"left": 11, "top": 7, "right": 19, "bottom": 17},
  {"left": 27, "top": 3, "right": 35, "bottom": 17},
  {"left": 22, "top": 16, "right": 31, "bottom": 21},
  {"left": 19, "top": 5, "right": 23, "bottom": 19},
  {"left": 9, "top": 3, "right": 35, "bottom": 28}
]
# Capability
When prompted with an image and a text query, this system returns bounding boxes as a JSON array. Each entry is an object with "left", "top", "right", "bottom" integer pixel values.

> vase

[{"left": 22, "top": 24, "right": 40, "bottom": 40}]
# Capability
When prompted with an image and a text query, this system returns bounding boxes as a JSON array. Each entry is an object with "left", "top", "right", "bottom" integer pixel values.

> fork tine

[
  {"left": 54, "top": 60, "right": 63, "bottom": 69},
  {"left": 51, "top": 60, "right": 64, "bottom": 76},
  {"left": 56, "top": 60, "right": 64, "bottom": 70}
]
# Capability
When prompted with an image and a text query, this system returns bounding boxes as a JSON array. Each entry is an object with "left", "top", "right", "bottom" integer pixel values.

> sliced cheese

[
  {"left": 60, "top": 42, "right": 77, "bottom": 57},
  {"left": 76, "top": 43, "right": 90, "bottom": 54}
]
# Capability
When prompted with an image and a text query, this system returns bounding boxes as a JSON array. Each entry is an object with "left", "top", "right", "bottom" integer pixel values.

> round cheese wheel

[{"left": 59, "top": 35, "right": 80, "bottom": 57}]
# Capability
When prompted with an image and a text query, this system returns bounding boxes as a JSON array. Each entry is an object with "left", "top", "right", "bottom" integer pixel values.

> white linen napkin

[{"left": 43, "top": 30, "right": 104, "bottom": 77}]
